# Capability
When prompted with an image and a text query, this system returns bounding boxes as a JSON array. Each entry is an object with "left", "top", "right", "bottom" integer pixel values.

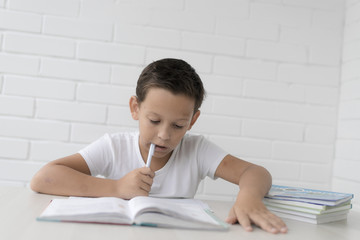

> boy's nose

[{"left": 157, "top": 126, "right": 170, "bottom": 141}]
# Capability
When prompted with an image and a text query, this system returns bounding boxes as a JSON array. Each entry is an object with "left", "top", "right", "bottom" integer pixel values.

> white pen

[{"left": 146, "top": 143, "right": 155, "bottom": 168}]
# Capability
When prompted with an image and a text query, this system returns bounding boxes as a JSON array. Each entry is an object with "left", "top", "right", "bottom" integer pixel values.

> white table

[{"left": 0, "top": 185, "right": 359, "bottom": 240}]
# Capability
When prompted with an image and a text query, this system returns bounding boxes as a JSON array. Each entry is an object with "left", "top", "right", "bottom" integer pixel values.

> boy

[{"left": 31, "top": 58, "right": 287, "bottom": 234}]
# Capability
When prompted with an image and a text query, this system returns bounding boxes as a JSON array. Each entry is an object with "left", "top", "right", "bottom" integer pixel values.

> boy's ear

[
  {"left": 187, "top": 110, "right": 200, "bottom": 130},
  {"left": 129, "top": 96, "right": 140, "bottom": 120}
]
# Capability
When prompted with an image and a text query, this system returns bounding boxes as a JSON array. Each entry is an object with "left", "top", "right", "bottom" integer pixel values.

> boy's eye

[
  {"left": 149, "top": 119, "right": 184, "bottom": 129},
  {"left": 173, "top": 124, "right": 184, "bottom": 129},
  {"left": 150, "top": 120, "right": 160, "bottom": 124}
]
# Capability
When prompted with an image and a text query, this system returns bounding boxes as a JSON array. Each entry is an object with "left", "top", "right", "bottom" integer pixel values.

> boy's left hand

[{"left": 226, "top": 192, "right": 288, "bottom": 234}]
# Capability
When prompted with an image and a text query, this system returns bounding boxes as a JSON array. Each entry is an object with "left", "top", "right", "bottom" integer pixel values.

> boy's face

[{"left": 130, "top": 88, "right": 200, "bottom": 164}]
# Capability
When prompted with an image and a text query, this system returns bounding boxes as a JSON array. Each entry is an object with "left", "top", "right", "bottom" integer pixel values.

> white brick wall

[
  {"left": 9, "top": 0, "right": 80, "bottom": 17},
  {"left": 0, "top": 118, "right": 70, "bottom": 141},
  {"left": 40, "top": 58, "right": 111, "bottom": 82},
  {"left": 3, "top": 75, "right": 76, "bottom": 100},
  {"left": 44, "top": 16, "right": 113, "bottom": 41},
  {"left": 4, "top": 33, "right": 76, "bottom": 58},
  {"left": 333, "top": 0, "right": 360, "bottom": 211},
  {"left": 1, "top": 0, "right": 358, "bottom": 208},
  {"left": 0, "top": 53, "right": 39, "bottom": 75},
  {"left": 0, "top": 9, "right": 42, "bottom": 32}
]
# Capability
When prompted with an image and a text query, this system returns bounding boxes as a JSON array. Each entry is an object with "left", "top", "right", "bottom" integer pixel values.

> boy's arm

[
  {"left": 30, "top": 153, "right": 154, "bottom": 199},
  {"left": 215, "top": 154, "right": 287, "bottom": 234}
]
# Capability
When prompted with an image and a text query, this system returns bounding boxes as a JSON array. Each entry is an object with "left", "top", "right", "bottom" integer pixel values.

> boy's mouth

[{"left": 154, "top": 144, "right": 167, "bottom": 151}]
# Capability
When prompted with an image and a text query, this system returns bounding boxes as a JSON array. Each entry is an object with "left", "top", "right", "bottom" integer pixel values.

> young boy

[{"left": 31, "top": 58, "right": 287, "bottom": 234}]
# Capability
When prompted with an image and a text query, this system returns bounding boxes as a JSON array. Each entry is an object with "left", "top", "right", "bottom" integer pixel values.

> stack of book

[{"left": 264, "top": 185, "right": 354, "bottom": 224}]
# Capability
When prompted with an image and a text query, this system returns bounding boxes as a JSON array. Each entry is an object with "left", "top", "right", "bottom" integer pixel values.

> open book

[{"left": 37, "top": 196, "right": 229, "bottom": 231}]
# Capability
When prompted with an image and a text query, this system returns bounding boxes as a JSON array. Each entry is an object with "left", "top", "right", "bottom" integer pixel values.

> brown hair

[{"left": 136, "top": 58, "right": 205, "bottom": 113}]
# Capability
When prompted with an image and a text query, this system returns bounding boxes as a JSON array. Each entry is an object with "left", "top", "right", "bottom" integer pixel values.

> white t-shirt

[{"left": 78, "top": 132, "right": 228, "bottom": 198}]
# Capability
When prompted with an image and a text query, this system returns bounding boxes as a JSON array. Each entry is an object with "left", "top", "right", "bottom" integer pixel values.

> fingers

[
  {"left": 140, "top": 167, "right": 155, "bottom": 178},
  {"left": 227, "top": 206, "right": 288, "bottom": 234},
  {"left": 116, "top": 167, "right": 155, "bottom": 199},
  {"left": 225, "top": 216, "right": 238, "bottom": 225},
  {"left": 227, "top": 207, "right": 253, "bottom": 232},
  {"left": 267, "top": 212, "right": 288, "bottom": 233},
  {"left": 140, "top": 167, "right": 155, "bottom": 188},
  {"left": 225, "top": 209, "right": 238, "bottom": 224},
  {"left": 137, "top": 168, "right": 155, "bottom": 193},
  {"left": 248, "top": 210, "right": 287, "bottom": 234},
  {"left": 139, "top": 175, "right": 153, "bottom": 192}
]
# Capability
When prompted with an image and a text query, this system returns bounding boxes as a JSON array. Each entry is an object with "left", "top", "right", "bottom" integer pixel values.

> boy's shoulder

[
  {"left": 180, "top": 133, "right": 209, "bottom": 147},
  {"left": 101, "top": 131, "right": 139, "bottom": 145},
  {"left": 108, "top": 131, "right": 138, "bottom": 139},
  {"left": 182, "top": 133, "right": 205, "bottom": 140}
]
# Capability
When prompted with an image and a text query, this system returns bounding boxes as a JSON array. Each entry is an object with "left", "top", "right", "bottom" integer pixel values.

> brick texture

[
  {"left": 1, "top": 0, "right": 358, "bottom": 211},
  {"left": 333, "top": 0, "right": 360, "bottom": 211}
]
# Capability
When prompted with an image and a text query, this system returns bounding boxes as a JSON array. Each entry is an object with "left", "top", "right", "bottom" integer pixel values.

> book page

[
  {"left": 40, "top": 197, "right": 133, "bottom": 223},
  {"left": 128, "top": 197, "right": 219, "bottom": 225}
]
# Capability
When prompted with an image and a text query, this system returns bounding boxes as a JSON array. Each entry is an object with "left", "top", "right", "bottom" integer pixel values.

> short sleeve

[
  {"left": 78, "top": 134, "right": 114, "bottom": 177},
  {"left": 197, "top": 137, "right": 228, "bottom": 179},
  {"left": 180, "top": 134, "right": 228, "bottom": 180}
]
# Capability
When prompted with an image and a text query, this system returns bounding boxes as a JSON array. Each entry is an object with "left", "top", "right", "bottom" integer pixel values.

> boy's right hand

[{"left": 115, "top": 167, "right": 155, "bottom": 199}]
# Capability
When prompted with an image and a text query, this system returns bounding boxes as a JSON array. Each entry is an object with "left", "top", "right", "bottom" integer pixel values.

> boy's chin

[{"left": 153, "top": 150, "right": 173, "bottom": 159}]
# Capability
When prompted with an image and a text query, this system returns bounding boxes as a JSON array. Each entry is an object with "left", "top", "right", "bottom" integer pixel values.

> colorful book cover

[{"left": 265, "top": 185, "right": 354, "bottom": 206}]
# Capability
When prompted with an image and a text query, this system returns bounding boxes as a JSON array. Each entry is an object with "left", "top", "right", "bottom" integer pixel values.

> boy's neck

[{"left": 150, "top": 153, "right": 172, "bottom": 171}]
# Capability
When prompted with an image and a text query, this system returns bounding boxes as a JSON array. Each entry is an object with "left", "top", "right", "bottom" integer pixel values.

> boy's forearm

[
  {"left": 30, "top": 164, "right": 116, "bottom": 197},
  {"left": 237, "top": 165, "right": 272, "bottom": 198}
]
